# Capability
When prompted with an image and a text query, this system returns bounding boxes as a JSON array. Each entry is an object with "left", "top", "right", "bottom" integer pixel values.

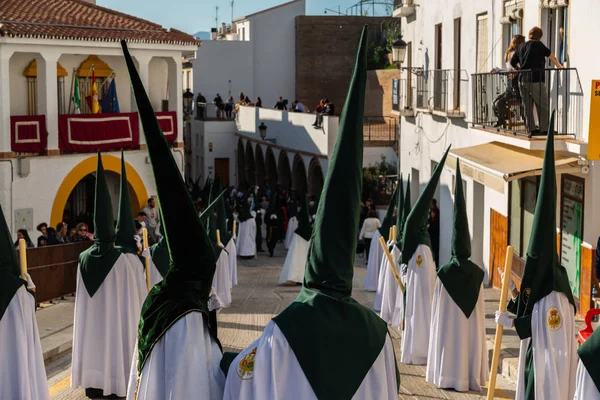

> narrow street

[{"left": 46, "top": 247, "right": 516, "bottom": 399}]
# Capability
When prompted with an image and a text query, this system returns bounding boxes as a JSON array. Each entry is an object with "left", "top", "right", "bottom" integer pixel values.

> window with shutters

[
  {"left": 476, "top": 14, "right": 489, "bottom": 73},
  {"left": 502, "top": 0, "right": 524, "bottom": 59},
  {"left": 540, "top": 3, "right": 569, "bottom": 66},
  {"left": 23, "top": 60, "right": 68, "bottom": 116}
]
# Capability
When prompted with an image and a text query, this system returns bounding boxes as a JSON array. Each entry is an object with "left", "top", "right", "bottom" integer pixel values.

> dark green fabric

[
  {"left": 401, "top": 147, "right": 450, "bottom": 264},
  {"left": 149, "top": 224, "right": 169, "bottom": 278},
  {"left": 289, "top": 196, "right": 299, "bottom": 219},
  {"left": 272, "top": 27, "right": 395, "bottom": 400},
  {"left": 395, "top": 175, "right": 411, "bottom": 253},
  {"left": 295, "top": 194, "right": 312, "bottom": 242},
  {"left": 237, "top": 198, "right": 252, "bottom": 222},
  {"left": 190, "top": 177, "right": 202, "bottom": 201},
  {"left": 115, "top": 152, "right": 139, "bottom": 255},
  {"left": 378, "top": 187, "right": 398, "bottom": 242},
  {"left": 0, "top": 199, "right": 26, "bottom": 321},
  {"left": 219, "top": 352, "right": 239, "bottom": 376},
  {"left": 515, "top": 111, "right": 575, "bottom": 340},
  {"left": 523, "top": 342, "right": 535, "bottom": 400},
  {"left": 214, "top": 178, "right": 233, "bottom": 247},
  {"left": 200, "top": 187, "right": 228, "bottom": 260},
  {"left": 578, "top": 325, "right": 600, "bottom": 392},
  {"left": 394, "top": 174, "right": 404, "bottom": 245},
  {"left": 122, "top": 41, "right": 222, "bottom": 374},
  {"left": 437, "top": 161, "right": 484, "bottom": 318},
  {"left": 79, "top": 154, "right": 122, "bottom": 298}
]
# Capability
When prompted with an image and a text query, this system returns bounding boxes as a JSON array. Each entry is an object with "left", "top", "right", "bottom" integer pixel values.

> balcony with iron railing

[
  {"left": 392, "top": 78, "right": 416, "bottom": 117},
  {"left": 471, "top": 68, "right": 583, "bottom": 139},
  {"left": 393, "top": 0, "right": 417, "bottom": 17},
  {"left": 415, "top": 69, "right": 469, "bottom": 118}
]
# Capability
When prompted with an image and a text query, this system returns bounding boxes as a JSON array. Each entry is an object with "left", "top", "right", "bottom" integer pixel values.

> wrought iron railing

[
  {"left": 364, "top": 117, "right": 397, "bottom": 142},
  {"left": 471, "top": 68, "right": 583, "bottom": 138},
  {"left": 415, "top": 69, "right": 468, "bottom": 116}
]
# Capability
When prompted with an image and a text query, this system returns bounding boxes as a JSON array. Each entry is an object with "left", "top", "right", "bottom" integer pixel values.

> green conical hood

[
  {"left": 401, "top": 146, "right": 450, "bottom": 264},
  {"left": 578, "top": 325, "right": 600, "bottom": 392},
  {"left": 395, "top": 175, "right": 411, "bottom": 251},
  {"left": 190, "top": 177, "right": 202, "bottom": 201},
  {"left": 394, "top": 174, "right": 404, "bottom": 244},
  {"left": 0, "top": 200, "right": 26, "bottom": 321},
  {"left": 514, "top": 111, "right": 575, "bottom": 338},
  {"left": 200, "top": 184, "right": 227, "bottom": 259},
  {"left": 295, "top": 193, "right": 312, "bottom": 242},
  {"left": 122, "top": 40, "right": 222, "bottom": 374},
  {"left": 289, "top": 196, "right": 299, "bottom": 219},
  {"left": 201, "top": 177, "right": 211, "bottom": 202},
  {"left": 237, "top": 196, "right": 252, "bottom": 222},
  {"left": 272, "top": 27, "right": 395, "bottom": 400},
  {"left": 378, "top": 186, "right": 399, "bottom": 242},
  {"left": 149, "top": 222, "right": 169, "bottom": 278},
  {"left": 215, "top": 178, "right": 233, "bottom": 247},
  {"left": 115, "top": 152, "right": 138, "bottom": 254},
  {"left": 437, "top": 160, "right": 484, "bottom": 318},
  {"left": 78, "top": 154, "right": 122, "bottom": 297}
]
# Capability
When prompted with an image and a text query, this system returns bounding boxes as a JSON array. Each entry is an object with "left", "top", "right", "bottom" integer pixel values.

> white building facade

[
  {"left": 394, "top": 0, "right": 596, "bottom": 315},
  {"left": 0, "top": 0, "right": 197, "bottom": 240}
]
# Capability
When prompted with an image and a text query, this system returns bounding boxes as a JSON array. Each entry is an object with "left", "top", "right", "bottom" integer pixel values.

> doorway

[{"left": 215, "top": 158, "right": 230, "bottom": 187}]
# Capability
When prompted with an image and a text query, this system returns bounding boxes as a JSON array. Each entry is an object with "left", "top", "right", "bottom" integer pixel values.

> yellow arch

[{"left": 50, "top": 154, "right": 149, "bottom": 228}]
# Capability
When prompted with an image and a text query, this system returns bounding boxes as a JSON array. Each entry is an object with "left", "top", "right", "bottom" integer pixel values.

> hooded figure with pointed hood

[
  {"left": 279, "top": 193, "right": 312, "bottom": 285},
  {"left": 236, "top": 193, "right": 257, "bottom": 259},
  {"left": 148, "top": 221, "right": 168, "bottom": 285},
  {"left": 222, "top": 26, "right": 399, "bottom": 400},
  {"left": 122, "top": 41, "right": 226, "bottom": 400},
  {"left": 0, "top": 204, "right": 50, "bottom": 400},
  {"left": 364, "top": 187, "right": 397, "bottom": 294},
  {"left": 71, "top": 154, "right": 147, "bottom": 398},
  {"left": 426, "top": 160, "right": 488, "bottom": 391},
  {"left": 265, "top": 189, "right": 283, "bottom": 257},
  {"left": 495, "top": 112, "right": 577, "bottom": 400},
  {"left": 215, "top": 178, "right": 238, "bottom": 287},
  {"left": 285, "top": 195, "right": 300, "bottom": 249},
  {"left": 379, "top": 176, "right": 406, "bottom": 325},
  {"left": 399, "top": 146, "right": 449, "bottom": 365}
]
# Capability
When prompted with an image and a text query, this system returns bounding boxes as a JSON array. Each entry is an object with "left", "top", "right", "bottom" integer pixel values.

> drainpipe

[{"left": 0, "top": 159, "right": 14, "bottom": 234}]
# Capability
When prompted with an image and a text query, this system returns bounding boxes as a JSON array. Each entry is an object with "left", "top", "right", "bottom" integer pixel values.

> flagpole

[{"left": 68, "top": 68, "right": 75, "bottom": 114}]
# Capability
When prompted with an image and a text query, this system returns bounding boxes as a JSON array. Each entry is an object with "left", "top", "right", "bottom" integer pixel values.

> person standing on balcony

[
  {"left": 510, "top": 27, "right": 563, "bottom": 136},
  {"left": 196, "top": 92, "right": 206, "bottom": 120},
  {"left": 274, "top": 96, "right": 287, "bottom": 110},
  {"left": 225, "top": 96, "right": 234, "bottom": 119},
  {"left": 491, "top": 34, "right": 525, "bottom": 128},
  {"left": 213, "top": 93, "right": 225, "bottom": 119},
  {"left": 255, "top": 97, "right": 263, "bottom": 107}
]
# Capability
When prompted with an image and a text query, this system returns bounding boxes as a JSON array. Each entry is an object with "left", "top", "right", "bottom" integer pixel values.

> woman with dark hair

[
  {"left": 359, "top": 209, "right": 381, "bottom": 264},
  {"left": 14, "top": 229, "right": 35, "bottom": 249}
]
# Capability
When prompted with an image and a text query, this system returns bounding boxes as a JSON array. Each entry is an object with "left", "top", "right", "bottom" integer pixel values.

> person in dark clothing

[
  {"left": 594, "top": 236, "right": 600, "bottom": 282},
  {"left": 428, "top": 199, "right": 440, "bottom": 269},
  {"left": 265, "top": 211, "right": 281, "bottom": 257},
  {"left": 213, "top": 93, "right": 225, "bottom": 119},
  {"left": 196, "top": 92, "right": 207, "bottom": 120},
  {"left": 510, "top": 26, "right": 563, "bottom": 136},
  {"left": 359, "top": 198, "right": 375, "bottom": 231},
  {"left": 256, "top": 208, "right": 265, "bottom": 252},
  {"left": 274, "top": 96, "right": 287, "bottom": 111},
  {"left": 36, "top": 222, "right": 48, "bottom": 247},
  {"left": 256, "top": 97, "right": 263, "bottom": 108}
]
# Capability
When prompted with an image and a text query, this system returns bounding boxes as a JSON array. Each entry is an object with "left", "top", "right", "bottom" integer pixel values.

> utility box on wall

[{"left": 14, "top": 208, "right": 34, "bottom": 232}]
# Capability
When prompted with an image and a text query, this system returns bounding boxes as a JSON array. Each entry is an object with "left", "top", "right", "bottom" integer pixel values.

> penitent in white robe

[
  {"left": 223, "top": 321, "right": 398, "bottom": 399},
  {"left": 237, "top": 217, "right": 257, "bottom": 258},
  {"left": 515, "top": 291, "right": 577, "bottom": 400},
  {"left": 226, "top": 239, "right": 238, "bottom": 287},
  {"left": 285, "top": 217, "right": 299, "bottom": 249},
  {"left": 71, "top": 254, "right": 147, "bottom": 397},
  {"left": 126, "top": 312, "right": 225, "bottom": 400},
  {"left": 0, "top": 286, "right": 50, "bottom": 400},
  {"left": 278, "top": 235, "right": 309, "bottom": 285},
  {"left": 401, "top": 244, "right": 436, "bottom": 365},
  {"left": 379, "top": 246, "right": 404, "bottom": 327},
  {"left": 366, "top": 230, "right": 383, "bottom": 293},
  {"left": 574, "top": 360, "right": 600, "bottom": 400},
  {"left": 426, "top": 280, "right": 488, "bottom": 391},
  {"left": 213, "top": 250, "right": 232, "bottom": 307}
]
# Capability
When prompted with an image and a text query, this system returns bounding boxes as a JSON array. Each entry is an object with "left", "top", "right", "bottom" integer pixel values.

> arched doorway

[
  {"left": 278, "top": 151, "right": 292, "bottom": 191},
  {"left": 50, "top": 154, "right": 148, "bottom": 228},
  {"left": 245, "top": 141, "right": 256, "bottom": 187},
  {"left": 265, "top": 147, "right": 278, "bottom": 191},
  {"left": 292, "top": 154, "right": 308, "bottom": 195},
  {"left": 255, "top": 144, "right": 266, "bottom": 191},
  {"left": 308, "top": 158, "right": 325, "bottom": 197},
  {"left": 237, "top": 139, "right": 246, "bottom": 189}
]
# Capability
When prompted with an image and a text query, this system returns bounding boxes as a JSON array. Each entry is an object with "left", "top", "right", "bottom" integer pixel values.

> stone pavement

[{"left": 41, "top": 246, "right": 580, "bottom": 399}]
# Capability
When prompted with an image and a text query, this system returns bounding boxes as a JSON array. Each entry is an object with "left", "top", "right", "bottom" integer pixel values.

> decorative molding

[
  {"left": 23, "top": 60, "right": 68, "bottom": 77},
  {"left": 76, "top": 55, "right": 113, "bottom": 78}
]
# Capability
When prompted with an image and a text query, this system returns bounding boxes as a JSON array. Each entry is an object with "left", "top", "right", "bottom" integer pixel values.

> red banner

[
  {"left": 155, "top": 111, "right": 178, "bottom": 143},
  {"left": 58, "top": 112, "right": 139, "bottom": 152},
  {"left": 10, "top": 115, "right": 47, "bottom": 153}
]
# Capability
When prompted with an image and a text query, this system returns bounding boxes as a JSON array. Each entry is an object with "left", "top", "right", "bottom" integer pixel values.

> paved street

[{"left": 46, "top": 246, "right": 516, "bottom": 399}]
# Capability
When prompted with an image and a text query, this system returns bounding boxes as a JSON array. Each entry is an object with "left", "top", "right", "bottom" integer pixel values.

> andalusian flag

[
  {"left": 71, "top": 76, "right": 81, "bottom": 114},
  {"left": 88, "top": 70, "right": 100, "bottom": 114}
]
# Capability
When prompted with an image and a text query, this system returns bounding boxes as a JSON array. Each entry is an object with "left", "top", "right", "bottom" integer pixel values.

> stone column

[
  {"left": 131, "top": 54, "right": 152, "bottom": 147},
  {"left": 167, "top": 57, "right": 183, "bottom": 144},
  {"left": 36, "top": 52, "right": 59, "bottom": 154}
]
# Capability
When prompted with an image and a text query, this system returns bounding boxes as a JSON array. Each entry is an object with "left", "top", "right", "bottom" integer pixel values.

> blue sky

[{"left": 97, "top": 0, "right": 390, "bottom": 35}]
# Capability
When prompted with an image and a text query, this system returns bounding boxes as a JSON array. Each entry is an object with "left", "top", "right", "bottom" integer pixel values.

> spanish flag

[{"left": 87, "top": 69, "right": 100, "bottom": 114}]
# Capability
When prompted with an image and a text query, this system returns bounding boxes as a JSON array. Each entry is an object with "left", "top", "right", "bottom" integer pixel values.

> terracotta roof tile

[{"left": 0, "top": 0, "right": 200, "bottom": 46}]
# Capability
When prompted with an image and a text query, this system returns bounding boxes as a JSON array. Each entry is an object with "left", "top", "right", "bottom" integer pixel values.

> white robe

[
  {"left": 279, "top": 235, "right": 309, "bottom": 284},
  {"left": 515, "top": 291, "right": 577, "bottom": 400},
  {"left": 237, "top": 217, "right": 257, "bottom": 257},
  {"left": 400, "top": 244, "right": 436, "bottom": 365},
  {"left": 574, "top": 360, "right": 600, "bottom": 400},
  {"left": 0, "top": 286, "right": 50, "bottom": 400},
  {"left": 226, "top": 239, "right": 238, "bottom": 287},
  {"left": 71, "top": 254, "right": 147, "bottom": 397},
  {"left": 285, "top": 217, "right": 299, "bottom": 249},
  {"left": 426, "top": 280, "right": 488, "bottom": 391},
  {"left": 213, "top": 250, "right": 232, "bottom": 307},
  {"left": 366, "top": 230, "right": 383, "bottom": 293},
  {"left": 379, "top": 246, "right": 403, "bottom": 326},
  {"left": 126, "top": 312, "right": 225, "bottom": 400},
  {"left": 223, "top": 321, "right": 398, "bottom": 399}
]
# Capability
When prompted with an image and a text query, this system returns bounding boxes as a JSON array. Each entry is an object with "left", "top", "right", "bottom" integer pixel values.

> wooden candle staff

[
  {"left": 233, "top": 220, "right": 237, "bottom": 238},
  {"left": 378, "top": 236, "right": 404, "bottom": 293},
  {"left": 18, "top": 238, "right": 27, "bottom": 281},
  {"left": 142, "top": 228, "right": 151, "bottom": 292},
  {"left": 216, "top": 229, "right": 222, "bottom": 247},
  {"left": 486, "top": 245, "right": 514, "bottom": 400}
]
